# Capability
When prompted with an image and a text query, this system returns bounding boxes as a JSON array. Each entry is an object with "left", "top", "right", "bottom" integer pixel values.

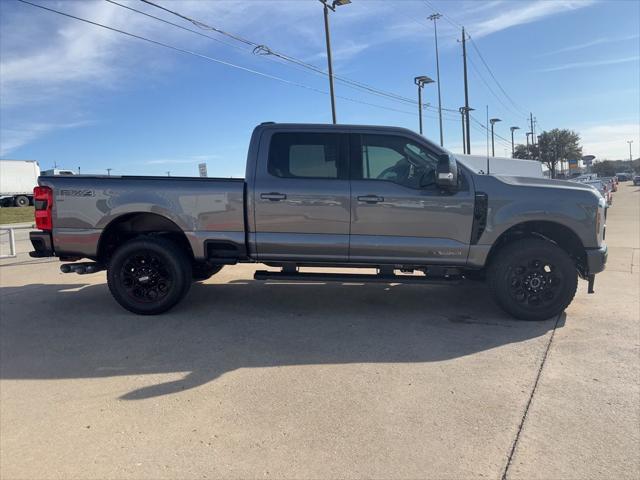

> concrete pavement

[{"left": 0, "top": 184, "right": 638, "bottom": 479}]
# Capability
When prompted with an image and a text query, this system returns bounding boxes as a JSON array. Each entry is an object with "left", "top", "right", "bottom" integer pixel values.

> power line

[
  {"left": 424, "top": 0, "right": 531, "bottom": 120},
  {"left": 15, "top": 0, "right": 430, "bottom": 118},
  {"left": 139, "top": 0, "right": 425, "bottom": 108},
  {"left": 467, "top": 55, "right": 523, "bottom": 123},
  {"left": 104, "top": 0, "right": 249, "bottom": 53},
  {"left": 424, "top": 0, "right": 462, "bottom": 29},
  {"left": 469, "top": 115, "right": 513, "bottom": 148},
  {"left": 467, "top": 36, "right": 529, "bottom": 117}
]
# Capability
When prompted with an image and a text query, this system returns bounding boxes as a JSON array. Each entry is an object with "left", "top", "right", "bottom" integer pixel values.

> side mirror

[{"left": 436, "top": 153, "right": 458, "bottom": 190}]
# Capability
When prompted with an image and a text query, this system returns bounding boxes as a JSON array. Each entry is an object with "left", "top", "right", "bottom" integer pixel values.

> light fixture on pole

[
  {"left": 428, "top": 13, "right": 444, "bottom": 147},
  {"left": 414, "top": 75, "right": 434, "bottom": 135},
  {"left": 319, "top": 0, "right": 351, "bottom": 124},
  {"left": 489, "top": 118, "right": 501, "bottom": 157},
  {"left": 510, "top": 126, "right": 520, "bottom": 157},
  {"left": 628, "top": 140, "right": 634, "bottom": 162}
]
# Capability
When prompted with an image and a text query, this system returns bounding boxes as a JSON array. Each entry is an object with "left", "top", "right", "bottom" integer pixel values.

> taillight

[{"left": 34, "top": 186, "right": 53, "bottom": 231}]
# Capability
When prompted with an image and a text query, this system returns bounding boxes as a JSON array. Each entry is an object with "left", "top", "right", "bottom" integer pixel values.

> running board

[{"left": 253, "top": 270, "right": 462, "bottom": 285}]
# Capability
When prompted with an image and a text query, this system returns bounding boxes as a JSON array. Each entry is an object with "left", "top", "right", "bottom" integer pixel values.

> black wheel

[
  {"left": 15, "top": 195, "right": 29, "bottom": 207},
  {"left": 192, "top": 263, "right": 223, "bottom": 281},
  {"left": 487, "top": 238, "right": 577, "bottom": 321},
  {"left": 107, "top": 236, "right": 192, "bottom": 315}
]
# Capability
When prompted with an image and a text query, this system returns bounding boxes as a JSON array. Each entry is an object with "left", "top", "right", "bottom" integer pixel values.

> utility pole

[
  {"left": 529, "top": 113, "right": 535, "bottom": 147},
  {"left": 320, "top": 0, "right": 350, "bottom": 124},
  {"left": 428, "top": 13, "right": 444, "bottom": 147},
  {"left": 458, "top": 106, "right": 474, "bottom": 154},
  {"left": 462, "top": 27, "right": 471, "bottom": 154},
  {"left": 459, "top": 107, "right": 466, "bottom": 154},
  {"left": 106, "top": 168, "right": 112, "bottom": 176},
  {"left": 628, "top": 140, "right": 634, "bottom": 161}
]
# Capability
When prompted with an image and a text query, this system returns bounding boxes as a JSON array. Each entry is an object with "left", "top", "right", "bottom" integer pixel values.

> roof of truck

[{"left": 258, "top": 122, "right": 416, "bottom": 133}]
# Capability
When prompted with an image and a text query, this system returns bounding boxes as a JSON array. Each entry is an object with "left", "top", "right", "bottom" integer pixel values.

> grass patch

[{"left": 0, "top": 206, "right": 34, "bottom": 225}]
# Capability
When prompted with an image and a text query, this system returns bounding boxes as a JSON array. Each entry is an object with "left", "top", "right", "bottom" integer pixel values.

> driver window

[{"left": 360, "top": 134, "right": 439, "bottom": 189}]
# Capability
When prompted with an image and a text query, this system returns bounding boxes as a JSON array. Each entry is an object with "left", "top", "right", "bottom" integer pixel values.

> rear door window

[{"left": 268, "top": 133, "right": 346, "bottom": 179}]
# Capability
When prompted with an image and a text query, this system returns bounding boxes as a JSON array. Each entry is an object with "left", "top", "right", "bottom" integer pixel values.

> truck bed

[{"left": 37, "top": 175, "right": 246, "bottom": 260}]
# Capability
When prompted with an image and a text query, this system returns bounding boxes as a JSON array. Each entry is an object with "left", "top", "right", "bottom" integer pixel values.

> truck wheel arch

[
  {"left": 97, "top": 212, "right": 194, "bottom": 263},
  {"left": 486, "top": 220, "right": 587, "bottom": 277}
]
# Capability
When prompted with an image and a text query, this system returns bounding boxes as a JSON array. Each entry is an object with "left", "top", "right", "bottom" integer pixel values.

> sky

[{"left": 1, "top": 0, "right": 639, "bottom": 177}]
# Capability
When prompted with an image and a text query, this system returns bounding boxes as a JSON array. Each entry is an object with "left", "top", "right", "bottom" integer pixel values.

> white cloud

[
  {"left": 537, "top": 33, "right": 640, "bottom": 57},
  {"left": 470, "top": 0, "right": 597, "bottom": 38},
  {"left": 0, "top": 121, "right": 91, "bottom": 156},
  {"left": 537, "top": 55, "right": 640, "bottom": 72},
  {"left": 579, "top": 123, "right": 640, "bottom": 160}
]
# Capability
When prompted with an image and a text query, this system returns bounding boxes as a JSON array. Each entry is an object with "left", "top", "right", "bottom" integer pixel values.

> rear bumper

[
  {"left": 29, "top": 231, "right": 54, "bottom": 258},
  {"left": 585, "top": 244, "right": 607, "bottom": 275}
]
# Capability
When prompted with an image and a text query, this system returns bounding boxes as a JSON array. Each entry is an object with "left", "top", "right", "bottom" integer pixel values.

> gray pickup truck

[{"left": 30, "top": 123, "right": 607, "bottom": 320}]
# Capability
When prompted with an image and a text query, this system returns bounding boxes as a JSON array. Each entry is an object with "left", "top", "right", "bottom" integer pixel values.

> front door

[
  {"left": 253, "top": 131, "right": 350, "bottom": 262},
  {"left": 349, "top": 133, "right": 475, "bottom": 265}
]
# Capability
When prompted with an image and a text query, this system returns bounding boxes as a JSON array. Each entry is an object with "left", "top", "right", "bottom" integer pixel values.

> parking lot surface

[{"left": 1, "top": 184, "right": 638, "bottom": 479}]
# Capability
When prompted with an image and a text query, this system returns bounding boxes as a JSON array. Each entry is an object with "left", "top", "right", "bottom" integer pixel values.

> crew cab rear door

[
  {"left": 251, "top": 129, "right": 350, "bottom": 262},
  {"left": 348, "top": 132, "right": 474, "bottom": 265}
]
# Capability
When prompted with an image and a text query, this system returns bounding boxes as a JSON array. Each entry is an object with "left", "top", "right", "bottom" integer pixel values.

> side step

[{"left": 254, "top": 269, "right": 461, "bottom": 285}]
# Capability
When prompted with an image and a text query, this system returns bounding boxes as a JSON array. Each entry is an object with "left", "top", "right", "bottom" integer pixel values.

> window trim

[{"left": 267, "top": 132, "right": 350, "bottom": 180}]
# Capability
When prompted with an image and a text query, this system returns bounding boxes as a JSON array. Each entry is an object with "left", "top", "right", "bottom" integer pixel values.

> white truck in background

[
  {"left": 0, "top": 160, "right": 40, "bottom": 207},
  {"left": 456, "top": 155, "right": 544, "bottom": 178}
]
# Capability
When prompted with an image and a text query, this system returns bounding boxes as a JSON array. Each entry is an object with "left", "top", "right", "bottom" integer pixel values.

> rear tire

[
  {"left": 107, "top": 236, "right": 192, "bottom": 315},
  {"left": 15, "top": 195, "right": 29, "bottom": 207},
  {"left": 487, "top": 238, "right": 577, "bottom": 321}
]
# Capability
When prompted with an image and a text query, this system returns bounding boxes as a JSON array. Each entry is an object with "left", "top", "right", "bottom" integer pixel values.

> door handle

[
  {"left": 357, "top": 195, "right": 384, "bottom": 204},
  {"left": 261, "top": 192, "right": 287, "bottom": 201}
]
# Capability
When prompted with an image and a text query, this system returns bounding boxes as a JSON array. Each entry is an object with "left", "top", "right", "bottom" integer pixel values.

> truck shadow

[{"left": 0, "top": 278, "right": 563, "bottom": 400}]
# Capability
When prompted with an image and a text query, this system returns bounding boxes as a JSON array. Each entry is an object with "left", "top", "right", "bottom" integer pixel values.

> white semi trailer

[{"left": 0, "top": 160, "right": 40, "bottom": 207}]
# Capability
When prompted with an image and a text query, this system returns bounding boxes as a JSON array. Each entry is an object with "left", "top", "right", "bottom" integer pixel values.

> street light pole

[
  {"left": 417, "top": 82, "right": 423, "bottom": 134},
  {"left": 320, "top": 0, "right": 350, "bottom": 124},
  {"left": 628, "top": 140, "right": 634, "bottom": 162},
  {"left": 428, "top": 13, "right": 444, "bottom": 147},
  {"left": 510, "top": 126, "right": 520, "bottom": 157},
  {"left": 490, "top": 118, "right": 501, "bottom": 157},
  {"left": 414, "top": 75, "right": 434, "bottom": 135}
]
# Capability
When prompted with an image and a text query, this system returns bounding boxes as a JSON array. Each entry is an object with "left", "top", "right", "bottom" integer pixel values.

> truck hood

[{"left": 493, "top": 175, "right": 599, "bottom": 193}]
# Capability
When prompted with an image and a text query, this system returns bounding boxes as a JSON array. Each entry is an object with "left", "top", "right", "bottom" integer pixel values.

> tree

[
  {"left": 514, "top": 143, "right": 537, "bottom": 160},
  {"left": 514, "top": 129, "right": 582, "bottom": 178}
]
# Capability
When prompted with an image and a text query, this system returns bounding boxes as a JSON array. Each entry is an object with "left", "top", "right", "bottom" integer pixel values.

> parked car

[
  {"left": 601, "top": 177, "right": 617, "bottom": 192},
  {"left": 29, "top": 123, "right": 608, "bottom": 321},
  {"left": 585, "top": 180, "right": 612, "bottom": 205},
  {"left": 633, "top": 175, "right": 640, "bottom": 186},
  {"left": 615, "top": 173, "right": 631, "bottom": 182}
]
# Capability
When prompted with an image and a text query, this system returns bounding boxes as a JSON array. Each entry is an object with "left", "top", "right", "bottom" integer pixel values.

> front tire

[
  {"left": 487, "top": 238, "right": 578, "bottom": 321},
  {"left": 107, "top": 236, "right": 192, "bottom": 315}
]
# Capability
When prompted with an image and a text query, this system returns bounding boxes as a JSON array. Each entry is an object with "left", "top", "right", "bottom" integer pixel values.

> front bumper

[
  {"left": 585, "top": 244, "right": 607, "bottom": 275},
  {"left": 29, "top": 231, "right": 54, "bottom": 258}
]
